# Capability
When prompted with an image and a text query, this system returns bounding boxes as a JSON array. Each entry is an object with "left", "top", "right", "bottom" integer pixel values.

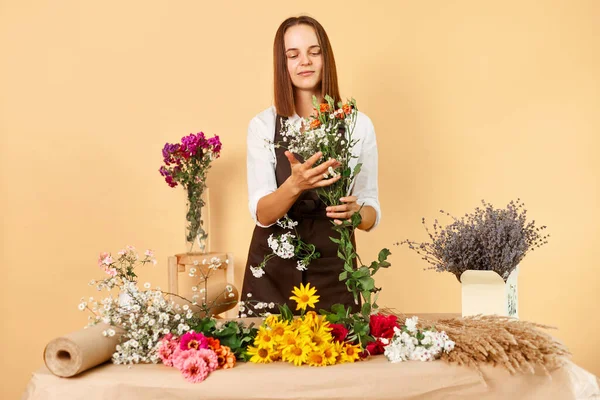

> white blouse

[{"left": 246, "top": 105, "right": 381, "bottom": 230}]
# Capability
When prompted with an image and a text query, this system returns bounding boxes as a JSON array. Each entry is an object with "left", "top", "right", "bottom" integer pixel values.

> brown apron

[{"left": 240, "top": 114, "right": 359, "bottom": 315}]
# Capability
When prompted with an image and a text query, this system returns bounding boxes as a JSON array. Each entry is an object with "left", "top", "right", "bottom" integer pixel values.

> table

[{"left": 22, "top": 353, "right": 599, "bottom": 399}]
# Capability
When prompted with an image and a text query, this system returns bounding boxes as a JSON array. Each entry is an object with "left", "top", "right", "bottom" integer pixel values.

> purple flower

[{"left": 207, "top": 135, "right": 222, "bottom": 156}]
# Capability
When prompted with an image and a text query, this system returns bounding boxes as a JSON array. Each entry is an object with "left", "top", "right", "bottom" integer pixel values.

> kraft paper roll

[
  {"left": 172, "top": 280, "right": 239, "bottom": 318},
  {"left": 44, "top": 323, "right": 123, "bottom": 378}
]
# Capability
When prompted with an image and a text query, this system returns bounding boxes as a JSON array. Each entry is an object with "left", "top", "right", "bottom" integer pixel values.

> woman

[{"left": 240, "top": 16, "right": 380, "bottom": 316}]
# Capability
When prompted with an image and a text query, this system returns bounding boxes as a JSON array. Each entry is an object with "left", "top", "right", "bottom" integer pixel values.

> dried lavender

[{"left": 399, "top": 199, "right": 549, "bottom": 281}]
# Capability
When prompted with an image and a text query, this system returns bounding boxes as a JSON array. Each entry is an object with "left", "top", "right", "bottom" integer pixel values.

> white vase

[{"left": 460, "top": 266, "right": 519, "bottom": 318}]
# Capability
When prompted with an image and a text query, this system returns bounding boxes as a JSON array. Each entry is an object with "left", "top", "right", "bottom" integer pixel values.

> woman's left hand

[{"left": 326, "top": 196, "right": 360, "bottom": 225}]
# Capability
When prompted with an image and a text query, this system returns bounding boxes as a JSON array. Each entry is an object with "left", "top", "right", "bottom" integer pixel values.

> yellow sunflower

[
  {"left": 282, "top": 343, "right": 311, "bottom": 366},
  {"left": 247, "top": 345, "right": 275, "bottom": 364},
  {"left": 341, "top": 343, "right": 362, "bottom": 363},
  {"left": 255, "top": 326, "right": 276, "bottom": 349},
  {"left": 310, "top": 329, "right": 334, "bottom": 350},
  {"left": 268, "top": 320, "right": 289, "bottom": 343},
  {"left": 307, "top": 349, "right": 327, "bottom": 367},
  {"left": 289, "top": 282, "right": 320, "bottom": 311},
  {"left": 322, "top": 344, "right": 338, "bottom": 365},
  {"left": 333, "top": 341, "right": 345, "bottom": 364}
]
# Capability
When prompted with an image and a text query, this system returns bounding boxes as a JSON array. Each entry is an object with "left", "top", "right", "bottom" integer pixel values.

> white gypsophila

[
  {"left": 296, "top": 260, "right": 307, "bottom": 271},
  {"left": 85, "top": 278, "right": 194, "bottom": 365},
  {"left": 250, "top": 266, "right": 265, "bottom": 278},
  {"left": 405, "top": 316, "right": 418, "bottom": 333},
  {"left": 276, "top": 215, "right": 299, "bottom": 230}
]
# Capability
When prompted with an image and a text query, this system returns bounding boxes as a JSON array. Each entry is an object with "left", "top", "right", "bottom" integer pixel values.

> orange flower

[
  {"left": 335, "top": 110, "right": 345, "bottom": 119},
  {"left": 310, "top": 119, "right": 321, "bottom": 129},
  {"left": 206, "top": 337, "right": 221, "bottom": 351},
  {"left": 319, "top": 103, "right": 330, "bottom": 113},
  {"left": 215, "top": 345, "right": 236, "bottom": 369},
  {"left": 342, "top": 104, "right": 352, "bottom": 115}
]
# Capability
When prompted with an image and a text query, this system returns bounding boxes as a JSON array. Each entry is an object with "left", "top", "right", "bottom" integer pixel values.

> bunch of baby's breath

[{"left": 399, "top": 199, "right": 549, "bottom": 281}]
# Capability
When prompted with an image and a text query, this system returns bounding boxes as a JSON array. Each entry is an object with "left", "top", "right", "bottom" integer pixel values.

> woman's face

[{"left": 284, "top": 24, "right": 323, "bottom": 92}]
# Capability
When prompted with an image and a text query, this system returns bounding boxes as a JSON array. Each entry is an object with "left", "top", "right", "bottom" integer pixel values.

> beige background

[{"left": 1, "top": 0, "right": 599, "bottom": 398}]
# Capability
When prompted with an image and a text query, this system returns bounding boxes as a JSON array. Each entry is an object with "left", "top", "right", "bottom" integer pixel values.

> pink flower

[
  {"left": 172, "top": 348, "right": 194, "bottom": 370},
  {"left": 180, "top": 331, "right": 208, "bottom": 351},
  {"left": 180, "top": 353, "right": 209, "bottom": 383},
  {"left": 157, "top": 334, "right": 179, "bottom": 367},
  {"left": 145, "top": 249, "right": 154, "bottom": 257},
  {"left": 98, "top": 252, "right": 113, "bottom": 267},
  {"left": 104, "top": 267, "right": 117, "bottom": 277},
  {"left": 196, "top": 348, "right": 218, "bottom": 372}
]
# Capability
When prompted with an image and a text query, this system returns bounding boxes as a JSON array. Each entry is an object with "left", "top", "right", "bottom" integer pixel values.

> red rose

[
  {"left": 369, "top": 314, "right": 399, "bottom": 339},
  {"left": 365, "top": 339, "right": 385, "bottom": 356},
  {"left": 329, "top": 323, "right": 349, "bottom": 342}
]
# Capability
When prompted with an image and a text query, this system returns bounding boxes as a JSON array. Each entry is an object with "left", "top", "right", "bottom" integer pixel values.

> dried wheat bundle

[{"left": 381, "top": 309, "right": 570, "bottom": 375}]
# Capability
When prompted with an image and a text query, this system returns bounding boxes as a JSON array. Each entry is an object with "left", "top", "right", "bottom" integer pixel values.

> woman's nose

[{"left": 300, "top": 53, "right": 312, "bottom": 66}]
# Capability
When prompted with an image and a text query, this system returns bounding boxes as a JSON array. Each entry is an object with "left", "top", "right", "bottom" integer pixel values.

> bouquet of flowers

[
  {"left": 258, "top": 96, "right": 391, "bottom": 318},
  {"left": 383, "top": 316, "right": 455, "bottom": 363},
  {"left": 81, "top": 246, "right": 255, "bottom": 382},
  {"left": 159, "top": 132, "right": 222, "bottom": 253},
  {"left": 398, "top": 199, "right": 549, "bottom": 281}
]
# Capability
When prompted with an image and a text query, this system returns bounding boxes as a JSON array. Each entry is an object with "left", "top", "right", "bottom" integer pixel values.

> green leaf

[
  {"left": 361, "top": 303, "right": 371, "bottom": 316},
  {"left": 339, "top": 271, "right": 348, "bottom": 281},
  {"left": 353, "top": 163, "right": 363, "bottom": 176},
  {"left": 358, "top": 277, "right": 375, "bottom": 291},
  {"left": 378, "top": 248, "right": 392, "bottom": 263},
  {"left": 329, "top": 236, "right": 341, "bottom": 245}
]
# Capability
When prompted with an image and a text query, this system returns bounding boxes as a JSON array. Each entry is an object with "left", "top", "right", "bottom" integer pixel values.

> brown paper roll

[
  {"left": 172, "top": 280, "right": 239, "bottom": 318},
  {"left": 44, "top": 323, "right": 123, "bottom": 377}
]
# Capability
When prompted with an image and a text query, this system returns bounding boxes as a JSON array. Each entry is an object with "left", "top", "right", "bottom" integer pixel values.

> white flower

[
  {"left": 78, "top": 302, "right": 86, "bottom": 311},
  {"left": 144, "top": 249, "right": 154, "bottom": 257},
  {"left": 107, "top": 329, "right": 116, "bottom": 337},
  {"left": 143, "top": 282, "right": 151, "bottom": 289},
  {"left": 250, "top": 266, "right": 265, "bottom": 278},
  {"left": 268, "top": 302, "right": 275, "bottom": 309},
  {"left": 405, "top": 316, "right": 418, "bottom": 333},
  {"left": 296, "top": 260, "right": 307, "bottom": 271}
]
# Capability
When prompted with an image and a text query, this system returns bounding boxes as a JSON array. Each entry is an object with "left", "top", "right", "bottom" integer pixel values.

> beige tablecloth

[
  {"left": 23, "top": 355, "right": 600, "bottom": 400},
  {"left": 24, "top": 314, "right": 600, "bottom": 399}
]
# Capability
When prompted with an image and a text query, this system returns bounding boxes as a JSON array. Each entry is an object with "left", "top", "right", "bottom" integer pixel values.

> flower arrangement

[
  {"left": 398, "top": 199, "right": 549, "bottom": 281},
  {"left": 81, "top": 246, "right": 254, "bottom": 375},
  {"left": 159, "top": 131, "right": 222, "bottom": 253},
  {"left": 257, "top": 96, "right": 391, "bottom": 318},
  {"left": 383, "top": 316, "right": 455, "bottom": 363}
]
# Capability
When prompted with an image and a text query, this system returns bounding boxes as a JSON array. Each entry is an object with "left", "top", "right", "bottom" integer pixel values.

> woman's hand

[
  {"left": 326, "top": 196, "right": 361, "bottom": 225},
  {"left": 285, "top": 151, "right": 341, "bottom": 195}
]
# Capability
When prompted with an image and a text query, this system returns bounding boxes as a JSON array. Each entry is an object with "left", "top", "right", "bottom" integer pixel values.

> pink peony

[
  {"left": 180, "top": 353, "right": 209, "bottom": 383},
  {"left": 180, "top": 331, "right": 208, "bottom": 351},
  {"left": 157, "top": 334, "right": 179, "bottom": 367}
]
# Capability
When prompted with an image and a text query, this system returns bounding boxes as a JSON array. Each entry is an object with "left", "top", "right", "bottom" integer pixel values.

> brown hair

[{"left": 273, "top": 16, "right": 341, "bottom": 117}]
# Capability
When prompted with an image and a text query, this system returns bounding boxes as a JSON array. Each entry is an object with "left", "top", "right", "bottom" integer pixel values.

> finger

[
  {"left": 339, "top": 196, "right": 358, "bottom": 203},
  {"left": 285, "top": 151, "right": 300, "bottom": 166},
  {"left": 314, "top": 175, "right": 341, "bottom": 188},
  {"left": 303, "top": 151, "right": 323, "bottom": 168},
  {"left": 307, "top": 158, "right": 338, "bottom": 178},
  {"left": 327, "top": 211, "right": 352, "bottom": 219},
  {"left": 326, "top": 204, "right": 349, "bottom": 213},
  {"left": 334, "top": 219, "right": 343, "bottom": 225}
]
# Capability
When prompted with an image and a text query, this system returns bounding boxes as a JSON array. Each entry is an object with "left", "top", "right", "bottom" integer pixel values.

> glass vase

[{"left": 184, "top": 186, "right": 210, "bottom": 254}]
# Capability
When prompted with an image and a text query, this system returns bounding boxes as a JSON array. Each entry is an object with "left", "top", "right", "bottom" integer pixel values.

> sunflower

[
  {"left": 282, "top": 343, "right": 310, "bottom": 366},
  {"left": 255, "top": 326, "right": 276, "bottom": 349},
  {"left": 322, "top": 344, "right": 338, "bottom": 365},
  {"left": 246, "top": 345, "right": 275, "bottom": 364},
  {"left": 310, "top": 329, "right": 334, "bottom": 350},
  {"left": 333, "top": 341, "right": 345, "bottom": 364},
  {"left": 289, "top": 282, "right": 320, "bottom": 311},
  {"left": 268, "top": 320, "right": 289, "bottom": 343},
  {"left": 307, "top": 349, "right": 327, "bottom": 367},
  {"left": 341, "top": 343, "right": 362, "bottom": 363}
]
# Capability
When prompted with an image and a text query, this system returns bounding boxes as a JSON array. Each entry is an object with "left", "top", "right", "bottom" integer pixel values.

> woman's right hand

[{"left": 285, "top": 151, "right": 341, "bottom": 195}]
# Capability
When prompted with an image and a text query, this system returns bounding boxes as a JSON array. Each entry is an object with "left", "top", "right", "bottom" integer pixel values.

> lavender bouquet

[{"left": 399, "top": 199, "right": 549, "bottom": 281}]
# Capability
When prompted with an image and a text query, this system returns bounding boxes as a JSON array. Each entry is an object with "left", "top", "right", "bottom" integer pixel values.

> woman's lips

[{"left": 298, "top": 71, "right": 314, "bottom": 76}]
